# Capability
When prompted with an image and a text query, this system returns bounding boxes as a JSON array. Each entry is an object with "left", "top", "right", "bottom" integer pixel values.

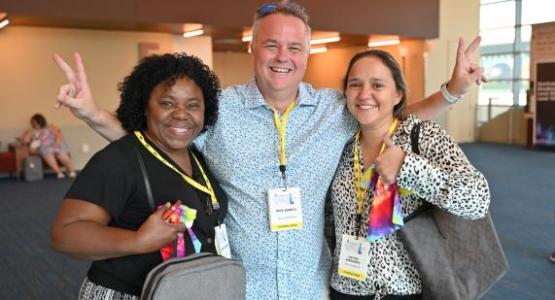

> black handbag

[{"left": 398, "top": 122, "right": 509, "bottom": 300}]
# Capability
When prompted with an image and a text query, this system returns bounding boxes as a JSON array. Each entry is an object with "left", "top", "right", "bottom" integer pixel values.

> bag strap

[
  {"left": 404, "top": 121, "right": 433, "bottom": 222},
  {"left": 133, "top": 144, "right": 155, "bottom": 211},
  {"left": 134, "top": 143, "right": 184, "bottom": 258},
  {"left": 410, "top": 121, "right": 421, "bottom": 155}
]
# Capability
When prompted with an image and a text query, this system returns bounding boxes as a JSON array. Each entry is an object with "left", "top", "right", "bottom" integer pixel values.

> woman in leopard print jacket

[{"left": 326, "top": 49, "right": 490, "bottom": 300}]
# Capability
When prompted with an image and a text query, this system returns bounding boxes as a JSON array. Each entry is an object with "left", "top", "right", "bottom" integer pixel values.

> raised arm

[
  {"left": 406, "top": 36, "right": 487, "bottom": 120},
  {"left": 53, "top": 53, "right": 126, "bottom": 141}
]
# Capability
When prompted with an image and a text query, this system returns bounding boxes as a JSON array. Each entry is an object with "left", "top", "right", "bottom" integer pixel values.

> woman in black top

[{"left": 51, "top": 53, "right": 227, "bottom": 299}]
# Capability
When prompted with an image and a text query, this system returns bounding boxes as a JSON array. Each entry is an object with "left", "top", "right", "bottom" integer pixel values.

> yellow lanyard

[
  {"left": 134, "top": 131, "right": 218, "bottom": 208},
  {"left": 272, "top": 101, "right": 296, "bottom": 188},
  {"left": 353, "top": 119, "right": 399, "bottom": 214}
]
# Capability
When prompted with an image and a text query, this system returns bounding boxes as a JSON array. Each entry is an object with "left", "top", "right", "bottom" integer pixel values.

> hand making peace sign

[
  {"left": 52, "top": 52, "right": 98, "bottom": 120},
  {"left": 446, "top": 36, "right": 487, "bottom": 97}
]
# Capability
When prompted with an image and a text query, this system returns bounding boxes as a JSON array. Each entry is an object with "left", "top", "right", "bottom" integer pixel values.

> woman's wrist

[{"left": 441, "top": 82, "right": 463, "bottom": 104}]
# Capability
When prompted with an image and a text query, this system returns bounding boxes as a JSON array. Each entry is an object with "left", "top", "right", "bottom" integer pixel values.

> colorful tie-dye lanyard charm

[
  {"left": 353, "top": 119, "right": 406, "bottom": 242},
  {"left": 366, "top": 174, "right": 404, "bottom": 241},
  {"left": 160, "top": 204, "right": 202, "bottom": 261}
]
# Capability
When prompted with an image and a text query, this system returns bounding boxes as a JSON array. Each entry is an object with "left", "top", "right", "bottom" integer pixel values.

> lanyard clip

[
  {"left": 279, "top": 165, "right": 287, "bottom": 191},
  {"left": 206, "top": 197, "right": 214, "bottom": 216}
]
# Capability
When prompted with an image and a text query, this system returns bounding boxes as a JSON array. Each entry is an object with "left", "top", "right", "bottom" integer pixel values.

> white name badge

[
  {"left": 214, "top": 224, "right": 231, "bottom": 259},
  {"left": 338, "top": 234, "right": 370, "bottom": 281},
  {"left": 267, "top": 187, "right": 303, "bottom": 231}
]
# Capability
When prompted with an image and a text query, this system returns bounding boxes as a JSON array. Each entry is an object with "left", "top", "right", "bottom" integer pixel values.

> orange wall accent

[{"left": 304, "top": 40, "right": 426, "bottom": 104}]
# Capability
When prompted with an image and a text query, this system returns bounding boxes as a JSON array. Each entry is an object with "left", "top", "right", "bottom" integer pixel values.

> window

[
  {"left": 521, "top": 0, "right": 555, "bottom": 25},
  {"left": 479, "top": 80, "right": 514, "bottom": 106},
  {"left": 479, "top": 0, "right": 555, "bottom": 107},
  {"left": 482, "top": 54, "right": 514, "bottom": 81},
  {"left": 481, "top": 27, "right": 515, "bottom": 46},
  {"left": 480, "top": 1, "right": 516, "bottom": 30}
]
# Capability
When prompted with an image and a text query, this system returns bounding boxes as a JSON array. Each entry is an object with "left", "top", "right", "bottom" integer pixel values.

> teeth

[
  {"left": 270, "top": 67, "right": 290, "bottom": 73},
  {"left": 358, "top": 104, "right": 377, "bottom": 109},
  {"left": 171, "top": 128, "right": 189, "bottom": 134}
]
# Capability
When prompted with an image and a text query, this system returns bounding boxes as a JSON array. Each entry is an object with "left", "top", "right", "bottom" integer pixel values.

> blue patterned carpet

[
  {"left": 0, "top": 143, "right": 553, "bottom": 299},
  {"left": 0, "top": 176, "right": 88, "bottom": 299},
  {"left": 461, "top": 143, "right": 555, "bottom": 300}
]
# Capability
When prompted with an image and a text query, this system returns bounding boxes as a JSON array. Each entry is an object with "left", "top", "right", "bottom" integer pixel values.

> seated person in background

[
  {"left": 20, "top": 113, "right": 76, "bottom": 178},
  {"left": 50, "top": 53, "right": 228, "bottom": 299}
]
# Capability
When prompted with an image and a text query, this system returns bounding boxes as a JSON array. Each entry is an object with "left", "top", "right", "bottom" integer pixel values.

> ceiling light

[
  {"left": 183, "top": 29, "right": 204, "bottom": 38},
  {"left": 0, "top": 13, "right": 9, "bottom": 29},
  {"left": 310, "top": 36, "right": 340, "bottom": 45},
  {"left": 310, "top": 46, "right": 327, "bottom": 54},
  {"left": 241, "top": 28, "right": 253, "bottom": 43},
  {"left": 368, "top": 39, "right": 400, "bottom": 48}
]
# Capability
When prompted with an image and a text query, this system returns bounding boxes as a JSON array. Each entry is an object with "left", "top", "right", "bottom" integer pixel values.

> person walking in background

[{"left": 20, "top": 113, "right": 76, "bottom": 178}]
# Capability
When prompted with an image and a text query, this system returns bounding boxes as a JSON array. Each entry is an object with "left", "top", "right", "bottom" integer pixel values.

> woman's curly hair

[{"left": 116, "top": 52, "right": 220, "bottom": 133}]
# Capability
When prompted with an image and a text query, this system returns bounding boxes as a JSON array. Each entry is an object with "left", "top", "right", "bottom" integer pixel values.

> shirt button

[{"left": 207, "top": 238, "right": 213, "bottom": 244}]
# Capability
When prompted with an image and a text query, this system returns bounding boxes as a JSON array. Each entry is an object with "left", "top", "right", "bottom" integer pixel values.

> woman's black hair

[
  {"left": 116, "top": 52, "right": 220, "bottom": 133},
  {"left": 31, "top": 113, "right": 47, "bottom": 128},
  {"left": 342, "top": 49, "right": 408, "bottom": 117}
]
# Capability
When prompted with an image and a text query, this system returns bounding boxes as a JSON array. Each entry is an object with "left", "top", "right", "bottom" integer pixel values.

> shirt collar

[
  {"left": 244, "top": 78, "right": 319, "bottom": 110},
  {"left": 245, "top": 79, "right": 267, "bottom": 109},
  {"left": 297, "top": 82, "right": 319, "bottom": 107}
]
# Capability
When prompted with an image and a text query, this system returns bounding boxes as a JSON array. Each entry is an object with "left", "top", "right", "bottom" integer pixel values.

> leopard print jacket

[{"left": 326, "top": 114, "right": 491, "bottom": 298}]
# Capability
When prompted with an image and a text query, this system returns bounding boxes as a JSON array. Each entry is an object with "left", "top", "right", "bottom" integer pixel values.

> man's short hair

[{"left": 251, "top": 1, "right": 312, "bottom": 49}]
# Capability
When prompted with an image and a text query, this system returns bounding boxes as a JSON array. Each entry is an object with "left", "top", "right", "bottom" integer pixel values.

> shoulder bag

[{"left": 397, "top": 122, "right": 509, "bottom": 300}]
